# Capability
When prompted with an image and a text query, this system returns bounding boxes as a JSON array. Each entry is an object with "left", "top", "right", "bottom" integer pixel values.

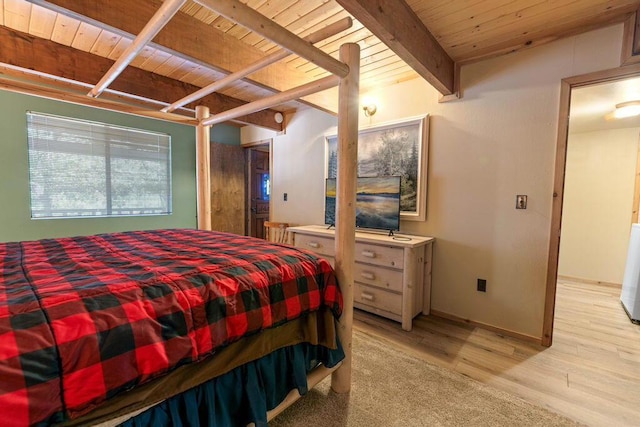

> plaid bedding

[{"left": 0, "top": 229, "right": 342, "bottom": 426}]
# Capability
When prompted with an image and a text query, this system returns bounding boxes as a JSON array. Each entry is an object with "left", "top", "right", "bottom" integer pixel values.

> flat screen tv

[{"left": 325, "top": 176, "right": 401, "bottom": 233}]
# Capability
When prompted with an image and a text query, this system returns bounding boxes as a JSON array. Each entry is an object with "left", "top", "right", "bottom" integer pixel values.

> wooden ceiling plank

[
  {"left": 0, "top": 0, "right": 5, "bottom": 26},
  {"left": 360, "top": 68, "right": 418, "bottom": 90},
  {"left": 293, "top": 26, "right": 371, "bottom": 73},
  {"left": 285, "top": 22, "right": 365, "bottom": 68},
  {"left": 28, "top": 3, "right": 56, "bottom": 38},
  {"left": 89, "top": 0, "right": 186, "bottom": 98},
  {"left": 90, "top": 29, "right": 122, "bottom": 58},
  {"left": 443, "top": 0, "right": 634, "bottom": 50},
  {"left": 447, "top": 1, "right": 636, "bottom": 59},
  {"left": 260, "top": 6, "right": 348, "bottom": 53},
  {"left": 168, "top": 59, "right": 200, "bottom": 81},
  {"left": 153, "top": 56, "right": 188, "bottom": 77},
  {"left": 163, "top": 16, "right": 352, "bottom": 113},
  {"left": 240, "top": 0, "right": 308, "bottom": 45},
  {"left": 190, "top": 69, "right": 221, "bottom": 87},
  {"left": 70, "top": 21, "right": 101, "bottom": 51},
  {"left": 202, "top": 75, "right": 340, "bottom": 126},
  {"left": 418, "top": 0, "right": 515, "bottom": 36},
  {"left": 314, "top": 57, "right": 408, "bottom": 81},
  {"left": 0, "top": 26, "right": 281, "bottom": 130},
  {"left": 137, "top": 48, "right": 172, "bottom": 72},
  {"left": 215, "top": 0, "right": 267, "bottom": 34},
  {"left": 336, "top": 0, "right": 455, "bottom": 95},
  {"left": 4, "top": 0, "right": 31, "bottom": 33},
  {"left": 27, "top": 0, "right": 337, "bottom": 112},
  {"left": 192, "top": 3, "right": 219, "bottom": 24},
  {"left": 108, "top": 38, "right": 133, "bottom": 60},
  {"left": 194, "top": 0, "right": 349, "bottom": 78},
  {"left": 50, "top": 13, "right": 80, "bottom": 45},
  {"left": 179, "top": 64, "right": 215, "bottom": 86},
  {"left": 225, "top": 0, "right": 290, "bottom": 40},
  {"left": 456, "top": 8, "right": 637, "bottom": 65}
]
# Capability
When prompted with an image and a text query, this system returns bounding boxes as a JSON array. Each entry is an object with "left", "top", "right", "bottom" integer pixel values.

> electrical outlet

[
  {"left": 283, "top": 193, "right": 288, "bottom": 201},
  {"left": 477, "top": 278, "right": 487, "bottom": 292},
  {"left": 516, "top": 195, "right": 527, "bottom": 209}
]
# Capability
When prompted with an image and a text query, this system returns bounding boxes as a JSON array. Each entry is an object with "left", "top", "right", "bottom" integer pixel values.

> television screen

[{"left": 325, "top": 176, "right": 401, "bottom": 232}]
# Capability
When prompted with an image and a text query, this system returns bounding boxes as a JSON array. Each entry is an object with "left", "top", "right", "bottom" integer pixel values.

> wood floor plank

[{"left": 354, "top": 280, "right": 640, "bottom": 426}]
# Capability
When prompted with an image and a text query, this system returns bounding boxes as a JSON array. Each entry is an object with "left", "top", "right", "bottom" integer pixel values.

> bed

[{"left": 0, "top": 229, "right": 344, "bottom": 426}]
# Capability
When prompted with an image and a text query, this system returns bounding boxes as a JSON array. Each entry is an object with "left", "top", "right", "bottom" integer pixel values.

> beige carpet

[{"left": 270, "top": 330, "right": 581, "bottom": 427}]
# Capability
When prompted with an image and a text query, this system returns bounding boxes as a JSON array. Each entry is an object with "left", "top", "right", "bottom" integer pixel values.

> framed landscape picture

[{"left": 325, "top": 115, "right": 429, "bottom": 221}]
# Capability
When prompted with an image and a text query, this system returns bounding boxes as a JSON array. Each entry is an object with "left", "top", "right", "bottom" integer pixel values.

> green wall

[{"left": 0, "top": 90, "right": 240, "bottom": 242}]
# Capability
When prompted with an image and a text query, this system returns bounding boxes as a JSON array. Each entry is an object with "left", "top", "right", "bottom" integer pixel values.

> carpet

[{"left": 270, "top": 330, "right": 581, "bottom": 427}]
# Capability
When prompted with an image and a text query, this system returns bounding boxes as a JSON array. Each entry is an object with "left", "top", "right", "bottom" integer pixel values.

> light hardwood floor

[{"left": 353, "top": 280, "right": 640, "bottom": 427}]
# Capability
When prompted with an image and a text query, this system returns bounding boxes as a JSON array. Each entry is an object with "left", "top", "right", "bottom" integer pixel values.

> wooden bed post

[
  {"left": 331, "top": 42, "right": 360, "bottom": 394},
  {"left": 196, "top": 105, "right": 212, "bottom": 230}
]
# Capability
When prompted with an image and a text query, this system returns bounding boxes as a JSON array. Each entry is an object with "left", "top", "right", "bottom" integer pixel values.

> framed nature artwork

[{"left": 325, "top": 115, "right": 429, "bottom": 221}]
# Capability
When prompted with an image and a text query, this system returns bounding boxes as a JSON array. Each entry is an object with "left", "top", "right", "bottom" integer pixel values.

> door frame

[
  {"left": 244, "top": 138, "right": 273, "bottom": 236},
  {"left": 543, "top": 62, "right": 640, "bottom": 346}
]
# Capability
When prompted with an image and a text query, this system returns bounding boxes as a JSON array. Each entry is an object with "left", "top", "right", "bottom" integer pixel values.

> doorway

[
  {"left": 543, "top": 64, "right": 640, "bottom": 346},
  {"left": 245, "top": 141, "right": 272, "bottom": 239}
]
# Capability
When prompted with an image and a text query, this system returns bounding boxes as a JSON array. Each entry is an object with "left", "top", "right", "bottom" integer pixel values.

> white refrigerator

[{"left": 621, "top": 223, "right": 640, "bottom": 324}]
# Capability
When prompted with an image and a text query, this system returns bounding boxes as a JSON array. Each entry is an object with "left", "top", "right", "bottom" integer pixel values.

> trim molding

[
  {"left": 557, "top": 275, "right": 622, "bottom": 289},
  {"left": 429, "top": 310, "right": 540, "bottom": 345}
]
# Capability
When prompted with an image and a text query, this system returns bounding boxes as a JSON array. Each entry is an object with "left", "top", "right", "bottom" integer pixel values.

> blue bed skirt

[{"left": 120, "top": 340, "right": 344, "bottom": 427}]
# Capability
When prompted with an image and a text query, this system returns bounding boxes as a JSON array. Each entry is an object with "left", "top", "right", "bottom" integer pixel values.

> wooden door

[
  {"left": 210, "top": 142, "right": 245, "bottom": 234},
  {"left": 247, "top": 148, "right": 270, "bottom": 238}
]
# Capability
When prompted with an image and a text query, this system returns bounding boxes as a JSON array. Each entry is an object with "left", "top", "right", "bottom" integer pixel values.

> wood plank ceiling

[{"left": 1, "top": 0, "right": 639, "bottom": 129}]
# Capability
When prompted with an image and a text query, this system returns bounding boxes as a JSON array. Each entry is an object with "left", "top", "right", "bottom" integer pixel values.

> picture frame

[{"left": 325, "top": 115, "right": 429, "bottom": 221}]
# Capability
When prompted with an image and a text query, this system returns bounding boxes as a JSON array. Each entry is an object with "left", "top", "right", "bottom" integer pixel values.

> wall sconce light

[
  {"left": 609, "top": 100, "right": 640, "bottom": 119},
  {"left": 274, "top": 112, "right": 284, "bottom": 124},
  {"left": 362, "top": 103, "right": 377, "bottom": 117}
]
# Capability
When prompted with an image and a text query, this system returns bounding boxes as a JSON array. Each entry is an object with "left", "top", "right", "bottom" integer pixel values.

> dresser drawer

[
  {"left": 354, "top": 282, "right": 402, "bottom": 315},
  {"left": 354, "top": 263, "right": 402, "bottom": 292},
  {"left": 294, "top": 234, "right": 335, "bottom": 257},
  {"left": 355, "top": 242, "right": 403, "bottom": 268}
]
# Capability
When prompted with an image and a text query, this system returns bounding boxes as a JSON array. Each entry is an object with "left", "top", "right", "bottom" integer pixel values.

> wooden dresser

[{"left": 288, "top": 225, "right": 434, "bottom": 331}]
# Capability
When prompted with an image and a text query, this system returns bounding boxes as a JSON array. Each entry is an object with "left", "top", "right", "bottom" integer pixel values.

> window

[{"left": 27, "top": 112, "right": 172, "bottom": 219}]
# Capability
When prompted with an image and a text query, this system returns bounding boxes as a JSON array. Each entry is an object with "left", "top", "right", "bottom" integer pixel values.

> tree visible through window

[{"left": 27, "top": 112, "right": 172, "bottom": 219}]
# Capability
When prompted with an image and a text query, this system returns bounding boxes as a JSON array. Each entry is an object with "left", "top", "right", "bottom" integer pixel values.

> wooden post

[
  {"left": 196, "top": 105, "right": 212, "bottom": 230},
  {"left": 331, "top": 42, "right": 360, "bottom": 394}
]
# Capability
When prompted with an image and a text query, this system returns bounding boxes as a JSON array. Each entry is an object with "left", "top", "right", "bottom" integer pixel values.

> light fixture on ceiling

[
  {"left": 274, "top": 112, "right": 284, "bottom": 124},
  {"left": 362, "top": 101, "right": 377, "bottom": 117},
  {"left": 612, "top": 100, "right": 640, "bottom": 119}
]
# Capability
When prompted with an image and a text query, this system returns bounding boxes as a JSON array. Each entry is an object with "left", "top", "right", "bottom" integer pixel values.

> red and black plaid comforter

[{"left": 0, "top": 229, "right": 342, "bottom": 426}]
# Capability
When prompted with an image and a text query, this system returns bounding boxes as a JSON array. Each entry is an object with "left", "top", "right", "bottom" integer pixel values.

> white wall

[
  {"left": 558, "top": 128, "right": 639, "bottom": 284},
  {"left": 242, "top": 24, "right": 624, "bottom": 339}
]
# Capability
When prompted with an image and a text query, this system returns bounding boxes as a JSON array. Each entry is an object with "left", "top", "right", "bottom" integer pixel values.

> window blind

[{"left": 27, "top": 112, "right": 172, "bottom": 219}]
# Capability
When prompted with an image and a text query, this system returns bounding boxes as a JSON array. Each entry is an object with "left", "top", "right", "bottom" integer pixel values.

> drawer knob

[
  {"left": 361, "top": 271, "right": 376, "bottom": 280},
  {"left": 362, "top": 250, "right": 376, "bottom": 258},
  {"left": 308, "top": 242, "right": 320, "bottom": 248},
  {"left": 361, "top": 292, "right": 375, "bottom": 301}
]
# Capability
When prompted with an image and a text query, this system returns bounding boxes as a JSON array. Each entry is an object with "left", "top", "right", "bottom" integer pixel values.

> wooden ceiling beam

[
  {"left": 0, "top": 26, "right": 282, "bottom": 130},
  {"left": 336, "top": 0, "right": 455, "bottom": 96},
  {"left": 27, "top": 0, "right": 337, "bottom": 112},
  {"left": 0, "top": 75, "right": 198, "bottom": 126}
]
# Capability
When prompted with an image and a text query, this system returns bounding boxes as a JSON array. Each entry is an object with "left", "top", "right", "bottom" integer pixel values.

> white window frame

[{"left": 26, "top": 112, "right": 172, "bottom": 219}]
